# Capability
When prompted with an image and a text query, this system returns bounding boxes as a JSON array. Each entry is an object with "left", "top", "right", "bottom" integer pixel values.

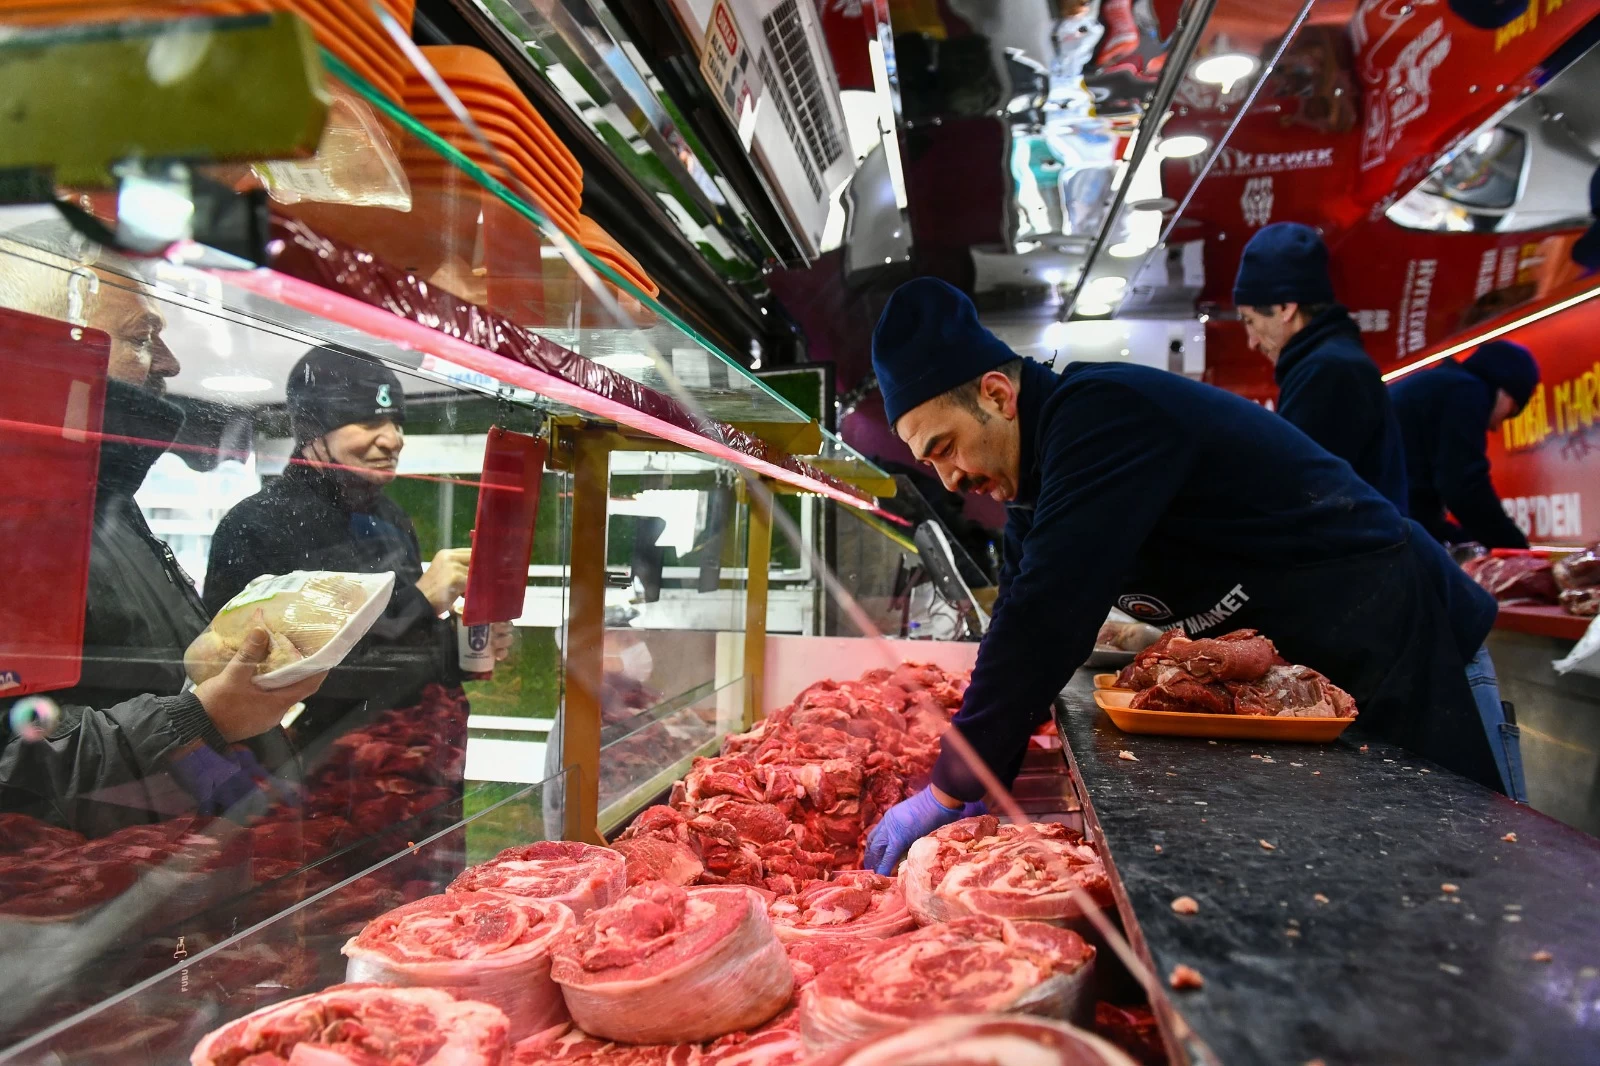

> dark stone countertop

[{"left": 1053, "top": 671, "right": 1600, "bottom": 1066}]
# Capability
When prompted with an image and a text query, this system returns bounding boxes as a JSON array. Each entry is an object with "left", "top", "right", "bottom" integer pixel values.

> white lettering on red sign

[{"left": 1503, "top": 493, "right": 1584, "bottom": 540}]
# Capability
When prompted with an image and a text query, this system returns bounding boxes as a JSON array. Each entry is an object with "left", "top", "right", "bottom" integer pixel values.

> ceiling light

[
  {"left": 1155, "top": 135, "right": 1209, "bottom": 159},
  {"left": 1042, "top": 320, "right": 1071, "bottom": 349},
  {"left": 593, "top": 352, "right": 655, "bottom": 371},
  {"left": 1108, "top": 241, "right": 1150, "bottom": 259},
  {"left": 1076, "top": 301, "right": 1113, "bottom": 317},
  {"left": 1086, "top": 276, "right": 1128, "bottom": 297},
  {"left": 1042, "top": 268, "right": 1064, "bottom": 286},
  {"left": 1192, "top": 53, "right": 1257, "bottom": 93},
  {"left": 200, "top": 374, "right": 273, "bottom": 394}
]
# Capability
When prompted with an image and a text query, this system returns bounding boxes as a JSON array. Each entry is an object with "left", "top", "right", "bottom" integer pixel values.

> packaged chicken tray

[{"left": 184, "top": 571, "right": 395, "bottom": 690}]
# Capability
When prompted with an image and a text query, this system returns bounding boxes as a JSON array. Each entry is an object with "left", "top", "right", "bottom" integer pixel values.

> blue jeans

[{"left": 1466, "top": 645, "right": 1527, "bottom": 802}]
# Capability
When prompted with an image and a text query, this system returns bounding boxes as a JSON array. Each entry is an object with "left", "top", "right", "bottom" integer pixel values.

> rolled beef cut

[
  {"left": 510, "top": 1024, "right": 698, "bottom": 1065},
  {"left": 342, "top": 892, "right": 574, "bottom": 1040},
  {"left": 189, "top": 983, "right": 509, "bottom": 1066},
  {"left": 450, "top": 841, "right": 625, "bottom": 918},
  {"left": 768, "top": 870, "right": 914, "bottom": 943},
  {"left": 902, "top": 817, "right": 1111, "bottom": 927},
  {"left": 784, "top": 938, "right": 878, "bottom": 989},
  {"left": 798, "top": 916, "right": 1096, "bottom": 1051},
  {"left": 804, "top": 1013, "right": 1138, "bottom": 1066},
  {"left": 550, "top": 882, "right": 793, "bottom": 1044}
]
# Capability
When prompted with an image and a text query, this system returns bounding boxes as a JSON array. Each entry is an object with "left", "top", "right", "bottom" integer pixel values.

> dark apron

[{"left": 1115, "top": 533, "right": 1502, "bottom": 791}]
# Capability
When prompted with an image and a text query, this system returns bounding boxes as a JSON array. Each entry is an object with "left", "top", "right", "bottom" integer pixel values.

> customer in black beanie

[
  {"left": 204, "top": 348, "right": 472, "bottom": 748},
  {"left": 1233, "top": 222, "right": 1409, "bottom": 514},
  {"left": 1389, "top": 340, "right": 1539, "bottom": 550}
]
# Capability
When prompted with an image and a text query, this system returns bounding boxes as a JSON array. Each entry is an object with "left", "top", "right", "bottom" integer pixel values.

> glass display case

[{"left": 0, "top": 6, "right": 895, "bottom": 1057}]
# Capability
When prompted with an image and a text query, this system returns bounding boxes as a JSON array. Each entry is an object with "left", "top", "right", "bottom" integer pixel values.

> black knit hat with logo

[{"left": 285, "top": 347, "right": 406, "bottom": 445}]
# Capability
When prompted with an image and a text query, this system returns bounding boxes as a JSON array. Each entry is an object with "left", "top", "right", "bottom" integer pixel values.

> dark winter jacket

[
  {"left": 933, "top": 359, "right": 1501, "bottom": 801},
  {"left": 1388, "top": 360, "right": 1528, "bottom": 549},
  {"left": 0, "top": 383, "right": 230, "bottom": 833},
  {"left": 1274, "top": 307, "right": 1409, "bottom": 514},
  {"left": 204, "top": 461, "right": 459, "bottom": 746}
]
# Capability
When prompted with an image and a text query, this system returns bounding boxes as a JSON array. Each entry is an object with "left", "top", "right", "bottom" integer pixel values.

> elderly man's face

[
  {"left": 305, "top": 418, "right": 406, "bottom": 485},
  {"left": 895, "top": 370, "right": 1023, "bottom": 504},
  {"left": 92, "top": 279, "right": 179, "bottom": 391}
]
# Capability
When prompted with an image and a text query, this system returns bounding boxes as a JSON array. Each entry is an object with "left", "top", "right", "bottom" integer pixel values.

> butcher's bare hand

[
  {"left": 195, "top": 627, "right": 327, "bottom": 741},
  {"left": 417, "top": 548, "right": 471, "bottom": 614}
]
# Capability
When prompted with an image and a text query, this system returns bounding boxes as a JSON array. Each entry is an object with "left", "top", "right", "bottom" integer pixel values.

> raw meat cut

[
  {"left": 700, "top": 1010, "right": 808, "bottom": 1066},
  {"left": 804, "top": 1013, "right": 1138, "bottom": 1066},
  {"left": 550, "top": 882, "right": 793, "bottom": 1044},
  {"left": 511, "top": 1025, "right": 699, "bottom": 1065},
  {"left": 768, "top": 870, "right": 914, "bottom": 942},
  {"left": 343, "top": 891, "right": 574, "bottom": 1039},
  {"left": 902, "top": 816, "right": 1112, "bottom": 927},
  {"left": 640, "top": 664, "right": 968, "bottom": 890},
  {"left": 1094, "top": 1002, "right": 1165, "bottom": 1065},
  {"left": 1462, "top": 552, "right": 1561, "bottom": 604},
  {"left": 798, "top": 915, "right": 1096, "bottom": 1051},
  {"left": 1116, "top": 628, "right": 1358, "bottom": 719},
  {"left": 613, "top": 835, "right": 705, "bottom": 888},
  {"left": 784, "top": 938, "right": 878, "bottom": 989},
  {"left": 0, "top": 814, "right": 84, "bottom": 858},
  {"left": 1554, "top": 543, "right": 1600, "bottom": 591},
  {"left": 451, "top": 841, "right": 626, "bottom": 918},
  {"left": 189, "top": 983, "right": 509, "bottom": 1066}
]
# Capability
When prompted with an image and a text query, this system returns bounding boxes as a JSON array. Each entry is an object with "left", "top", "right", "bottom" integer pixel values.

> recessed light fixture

[
  {"left": 1155, "top": 135, "right": 1209, "bottom": 159},
  {"left": 200, "top": 374, "right": 273, "bottom": 394},
  {"left": 1108, "top": 241, "right": 1150, "bottom": 258},
  {"left": 1192, "top": 53, "right": 1257, "bottom": 93},
  {"left": 593, "top": 352, "right": 655, "bottom": 371},
  {"left": 1086, "top": 276, "right": 1128, "bottom": 297},
  {"left": 1042, "top": 268, "right": 1064, "bottom": 286},
  {"left": 1076, "top": 301, "right": 1113, "bottom": 317}
]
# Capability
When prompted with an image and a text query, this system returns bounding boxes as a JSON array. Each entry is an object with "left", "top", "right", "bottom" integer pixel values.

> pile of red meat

[
  {"left": 1462, "top": 551, "right": 1561, "bottom": 606},
  {"left": 1114, "top": 629, "right": 1358, "bottom": 719},
  {"left": 0, "top": 812, "right": 250, "bottom": 922},
  {"left": 613, "top": 663, "right": 967, "bottom": 893}
]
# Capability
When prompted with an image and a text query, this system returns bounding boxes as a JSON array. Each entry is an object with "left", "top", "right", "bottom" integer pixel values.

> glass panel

[
  {"left": 595, "top": 448, "right": 748, "bottom": 825},
  {"left": 0, "top": 233, "right": 577, "bottom": 1047},
  {"left": 2, "top": 773, "right": 565, "bottom": 1065}
]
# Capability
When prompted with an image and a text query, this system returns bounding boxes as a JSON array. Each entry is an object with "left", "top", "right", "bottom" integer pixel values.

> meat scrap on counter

[
  {"left": 902, "top": 815, "right": 1112, "bottom": 926},
  {"left": 1115, "top": 629, "right": 1358, "bottom": 718}
]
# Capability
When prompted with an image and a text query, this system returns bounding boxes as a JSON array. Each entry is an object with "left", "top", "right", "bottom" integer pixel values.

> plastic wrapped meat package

[
  {"left": 184, "top": 570, "right": 396, "bottom": 689},
  {"left": 1554, "top": 543, "right": 1600, "bottom": 617}
]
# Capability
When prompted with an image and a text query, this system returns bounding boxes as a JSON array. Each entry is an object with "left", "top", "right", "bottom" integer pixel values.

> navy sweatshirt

[
  {"left": 931, "top": 359, "right": 1496, "bottom": 801},
  {"left": 1274, "top": 307, "right": 1409, "bottom": 514},
  {"left": 1388, "top": 360, "right": 1528, "bottom": 549}
]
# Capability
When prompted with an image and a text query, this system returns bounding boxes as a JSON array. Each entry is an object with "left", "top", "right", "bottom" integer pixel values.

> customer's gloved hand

[
  {"left": 169, "top": 745, "right": 300, "bottom": 818},
  {"left": 863, "top": 785, "right": 985, "bottom": 875}
]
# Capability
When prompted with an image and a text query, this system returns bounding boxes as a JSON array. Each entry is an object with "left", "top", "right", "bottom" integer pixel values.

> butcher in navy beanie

[
  {"left": 872, "top": 277, "right": 1017, "bottom": 426},
  {"left": 1462, "top": 340, "right": 1539, "bottom": 413},
  {"left": 1232, "top": 222, "right": 1336, "bottom": 309}
]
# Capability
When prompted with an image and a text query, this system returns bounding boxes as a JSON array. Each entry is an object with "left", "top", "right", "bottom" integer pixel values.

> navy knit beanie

[
  {"left": 871, "top": 277, "right": 1017, "bottom": 426},
  {"left": 1572, "top": 165, "right": 1600, "bottom": 272},
  {"left": 1232, "top": 222, "right": 1336, "bottom": 308},
  {"left": 1462, "top": 340, "right": 1539, "bottom": 412}
]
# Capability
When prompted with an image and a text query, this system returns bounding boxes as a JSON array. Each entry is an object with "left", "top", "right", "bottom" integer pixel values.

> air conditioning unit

[{"left": 667, "top": 0, "right": 855, "bottom": 259}]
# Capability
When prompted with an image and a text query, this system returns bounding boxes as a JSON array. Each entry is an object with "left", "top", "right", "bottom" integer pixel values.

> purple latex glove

[
  {"left": 169, "top": 746, "right": 300, "bottom": 817},
  {"left": 863, "top": 786, "right": 986, "bottom": 875}
]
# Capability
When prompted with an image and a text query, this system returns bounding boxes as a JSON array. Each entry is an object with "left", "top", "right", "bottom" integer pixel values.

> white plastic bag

[
  {"left": 1553, "top": 615, "right": 1600, "bottom": 679},
  {"left": 185, "top": 570, "right": 395, "bottom": 690}
]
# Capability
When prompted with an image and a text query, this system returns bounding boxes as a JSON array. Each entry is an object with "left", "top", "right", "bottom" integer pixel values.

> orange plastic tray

[
  {"left": 412, "top": 143, "right": 581, "bottom": 234},
  {"left": 414, "top": 47, "right": 583, "bottom": 182},
  {"left": 1091, "top": 686, "right": 1358, "bottom": 742},
  {"left": 404, "top": 98, "right": 582, "bottom": 189},
  {"left": 1093, "top": 673, "right": 1120, "bottom": 689},
  {"left": 407, "top": 83, "right": 582, "bottom": 186},
  {"left": 403, "top": 109, "right": 581, "bottom": 213}
]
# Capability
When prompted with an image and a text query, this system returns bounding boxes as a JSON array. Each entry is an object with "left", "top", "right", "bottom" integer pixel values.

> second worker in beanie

[{"left": 1233, "top": 222, "right": 1409, "bottom": 515}]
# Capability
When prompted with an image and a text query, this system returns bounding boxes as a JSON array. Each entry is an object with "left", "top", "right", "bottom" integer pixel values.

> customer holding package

[{"left": 205, "top": 349, "right": 504, "bottom": 753}]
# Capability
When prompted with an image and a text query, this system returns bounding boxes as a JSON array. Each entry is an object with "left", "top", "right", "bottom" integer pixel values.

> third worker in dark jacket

[
  {"left": 1233, "top": 222, "right": 1408, "bottom": 513},
  {"left": 1388, "top": 340, "right": 1539, "bottom": 549}
]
